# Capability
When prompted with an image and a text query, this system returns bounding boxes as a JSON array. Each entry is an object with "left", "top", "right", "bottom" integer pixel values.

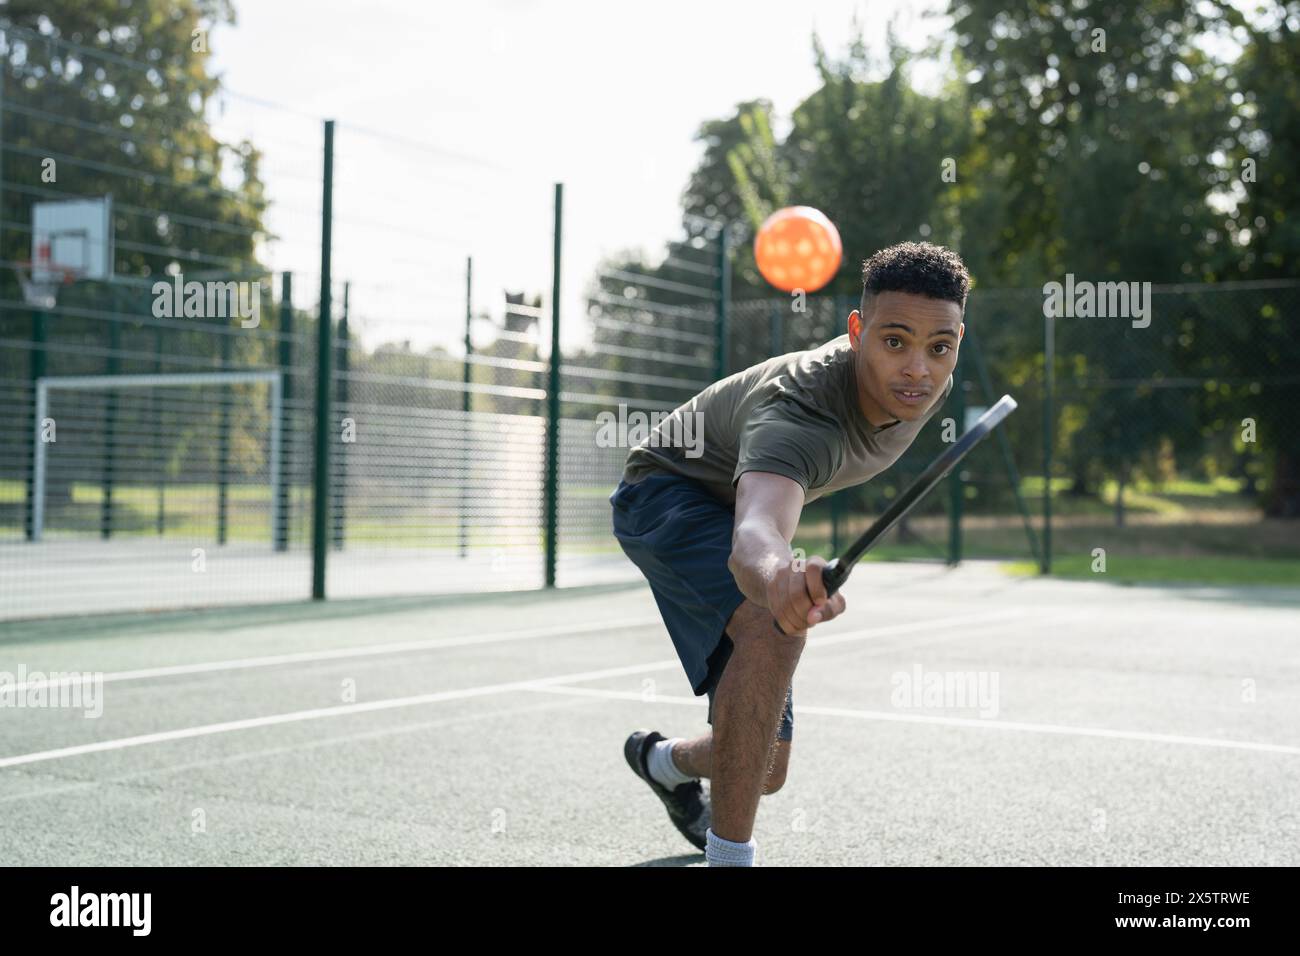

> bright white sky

[{"left": 207, "top": 0, "right": 948, "bottom": 354}]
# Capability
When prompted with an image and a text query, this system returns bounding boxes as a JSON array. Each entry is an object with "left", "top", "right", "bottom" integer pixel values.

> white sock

[
  {"left": 647, "top": 737, "right": 695, "bottom": 788},
  {"left": 706, "top": 828, "right": 757, "bottom": 867}
]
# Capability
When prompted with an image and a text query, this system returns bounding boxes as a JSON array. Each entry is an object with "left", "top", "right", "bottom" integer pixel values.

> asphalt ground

[{"left": 1, "top": 561, "right": 1297, "bottom": 866}]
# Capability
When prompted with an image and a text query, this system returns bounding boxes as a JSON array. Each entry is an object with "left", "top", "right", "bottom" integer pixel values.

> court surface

[{"left": 1, "top": 560, "right": 1297, "bottom": 866}]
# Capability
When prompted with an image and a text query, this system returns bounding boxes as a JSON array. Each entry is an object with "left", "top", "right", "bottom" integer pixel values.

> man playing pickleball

[{"left": 611, "top": 241, "right": 967, "bottom": 866}]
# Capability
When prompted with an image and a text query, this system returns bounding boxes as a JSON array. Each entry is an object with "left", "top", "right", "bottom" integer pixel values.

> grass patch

[{"left": 1004, "top": 555, "right": 1300, "bottom": 587}]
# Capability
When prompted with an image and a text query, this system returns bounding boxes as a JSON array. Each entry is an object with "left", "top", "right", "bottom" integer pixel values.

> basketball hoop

[
  {"left": 14, "top": 259, "right": 76, "bottom": 310},
  {"left": 19, "top": 197, "right": 111, "bottom": 308}
]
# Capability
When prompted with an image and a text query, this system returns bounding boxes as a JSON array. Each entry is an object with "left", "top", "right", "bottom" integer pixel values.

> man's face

[{"left": 848, "top": 290, "right": 964, "bottom": 426}]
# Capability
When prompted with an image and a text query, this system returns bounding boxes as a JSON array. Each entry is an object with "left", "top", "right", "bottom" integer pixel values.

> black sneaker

[{"left": 624, "top": 729, "right": 710, "bottom": 851}]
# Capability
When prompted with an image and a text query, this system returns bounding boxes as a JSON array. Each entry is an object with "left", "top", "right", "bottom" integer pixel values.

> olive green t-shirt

[{"left": 622, "top": 334, "right": 952, "bottom": 506}]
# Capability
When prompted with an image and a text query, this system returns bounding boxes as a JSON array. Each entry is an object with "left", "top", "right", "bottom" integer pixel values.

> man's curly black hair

[{"left": 860, "top": 241, "right": 970, "bottom": 314}]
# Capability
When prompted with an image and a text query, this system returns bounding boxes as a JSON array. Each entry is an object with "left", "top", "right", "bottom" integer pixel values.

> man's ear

[
  {"left": 958, "top": 321, "right": 966, "bottom": 342},
  {"left": 848, "top": 309, "right": 862, "bottom": 348}
]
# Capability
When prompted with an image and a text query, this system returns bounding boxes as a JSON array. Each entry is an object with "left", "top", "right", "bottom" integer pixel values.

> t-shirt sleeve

[{"left": 733, "top": 395, "right": 844, "bottom": 493}]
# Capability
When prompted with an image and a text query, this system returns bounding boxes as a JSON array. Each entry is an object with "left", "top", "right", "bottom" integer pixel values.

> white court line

[
  {"left": 0, "top": 616, "right": 664, "bottom": 694},
  {"left": 0, "top": 695, "right": 597, "bottom": 806},
  {"left": 0, "top": 609, "right": 1024, "bottom": 770},
  {"left": 0, "top": 659, "right": 676, "bottom": 770},
  {"left": 1, "top": 606, "right": 1028, "bottom": 695},
  {"left": 524, "top": 686, "right": 1300, "bottom": 756},
  {"left": 809, "top": 608, "right": 1026, "bottom": 648}
]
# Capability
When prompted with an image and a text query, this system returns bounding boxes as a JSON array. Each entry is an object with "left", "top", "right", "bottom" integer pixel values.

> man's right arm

[{"left": 728, "top": 471, "right": 846, "bottom": 635}]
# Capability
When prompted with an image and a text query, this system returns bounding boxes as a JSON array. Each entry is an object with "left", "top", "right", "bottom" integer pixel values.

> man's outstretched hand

[{"left": 766, "top": 554, "right": 847, "bottom": 637}]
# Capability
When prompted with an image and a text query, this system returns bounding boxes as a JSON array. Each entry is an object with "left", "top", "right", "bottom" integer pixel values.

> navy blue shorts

[{"left": 609, "top": 470, "right": 794, "bottom": 742}]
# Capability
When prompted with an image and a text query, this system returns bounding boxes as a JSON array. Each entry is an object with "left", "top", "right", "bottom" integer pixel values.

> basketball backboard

[{"left": 32, "top": 196, "right": 114, "bottom": 283}]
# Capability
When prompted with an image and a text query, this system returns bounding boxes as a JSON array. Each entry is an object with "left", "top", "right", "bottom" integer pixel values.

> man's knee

[{"left": 725, "top": 599, "right": 806, "bottom": 659}]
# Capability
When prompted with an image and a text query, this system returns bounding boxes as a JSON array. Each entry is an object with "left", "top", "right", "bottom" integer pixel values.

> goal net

[{"left": 30, "top": 371, "right": 284, "bottom": 543}]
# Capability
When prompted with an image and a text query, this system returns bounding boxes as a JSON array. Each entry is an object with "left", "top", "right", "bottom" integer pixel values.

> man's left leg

[
  {"left": 662, "top": 678, "right": 794, "bottom": 793},
  {"left": 611, "top": 470, "right": 788, "bottom": 851},
  {"left": 671, "top": 733, "right": 791, "bottom": 795}
]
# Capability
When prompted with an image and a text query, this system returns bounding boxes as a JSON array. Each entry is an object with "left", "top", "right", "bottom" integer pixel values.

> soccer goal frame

[{"left": 31, "top": 371, "right": 283, "bottom": 542}]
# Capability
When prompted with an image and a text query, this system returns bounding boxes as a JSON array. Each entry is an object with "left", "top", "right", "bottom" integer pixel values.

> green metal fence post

[
  {"left": 460, "top": 256, "right": 472, "bottom": 559},
  {"left": 100, "top": 292, "right": 120, "bottom": 539},
  {"left": 24, "top": 309, "right": 46, "bottom": 541},
  {"left": 311, "top": 120, "right": 335, "bottom": 601},
  {"left": 967, "top": 328, "right": 1040, "bottom": 567},
  {"left": 333, "top": 281, "right": 349, "bottom": 551},
  {"left": 543, "top": 184, "right": 563, "bottom": 589},
  {"left": 275, "top": 272, "right": 293, "bottom": 552},
  {"left": 947, "top": 357, "right": 967, "bottom": 565},
  {"left": 217, "top": 306, "right": 232, "bottom": 545},
  {"left": 154, "top": 322, "right": 165, "bottom": 534},
  {"left": 715, "top": 223, "right": 730, "bottom": 380},
  {"left": 1042, "top": 311, "right": 1054, "bottom": 575}
]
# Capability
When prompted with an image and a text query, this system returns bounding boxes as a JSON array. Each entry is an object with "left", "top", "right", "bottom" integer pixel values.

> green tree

[
  {"left": 682, "top": 99, "right": 776, "bottom": 226},
  {"left": 713, "top": 29, "right": 972, "bottom": 298},
  {"left": 0, "top": 1, "right": 273, "bottom": 527},
  {"left": 945, "top": 0, "right": 1290, "bottom": 513},
  {"left": 947, "top": 0, "right": 1233, "bottom": 283},
  {"left": 1214, "top": 2, "right": 1300, "bottom": 515}
]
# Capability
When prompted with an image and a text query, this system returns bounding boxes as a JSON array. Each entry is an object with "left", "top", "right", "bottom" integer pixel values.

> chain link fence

[
  {"left": 0, "top": 21, "right": 730, "bottom": 618},
  {"left": 731, "top": 282, "right": 1300, "bottom": 578},
  {"left": 3, "top": 20, "right": 1295, "bottom": 620}
]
